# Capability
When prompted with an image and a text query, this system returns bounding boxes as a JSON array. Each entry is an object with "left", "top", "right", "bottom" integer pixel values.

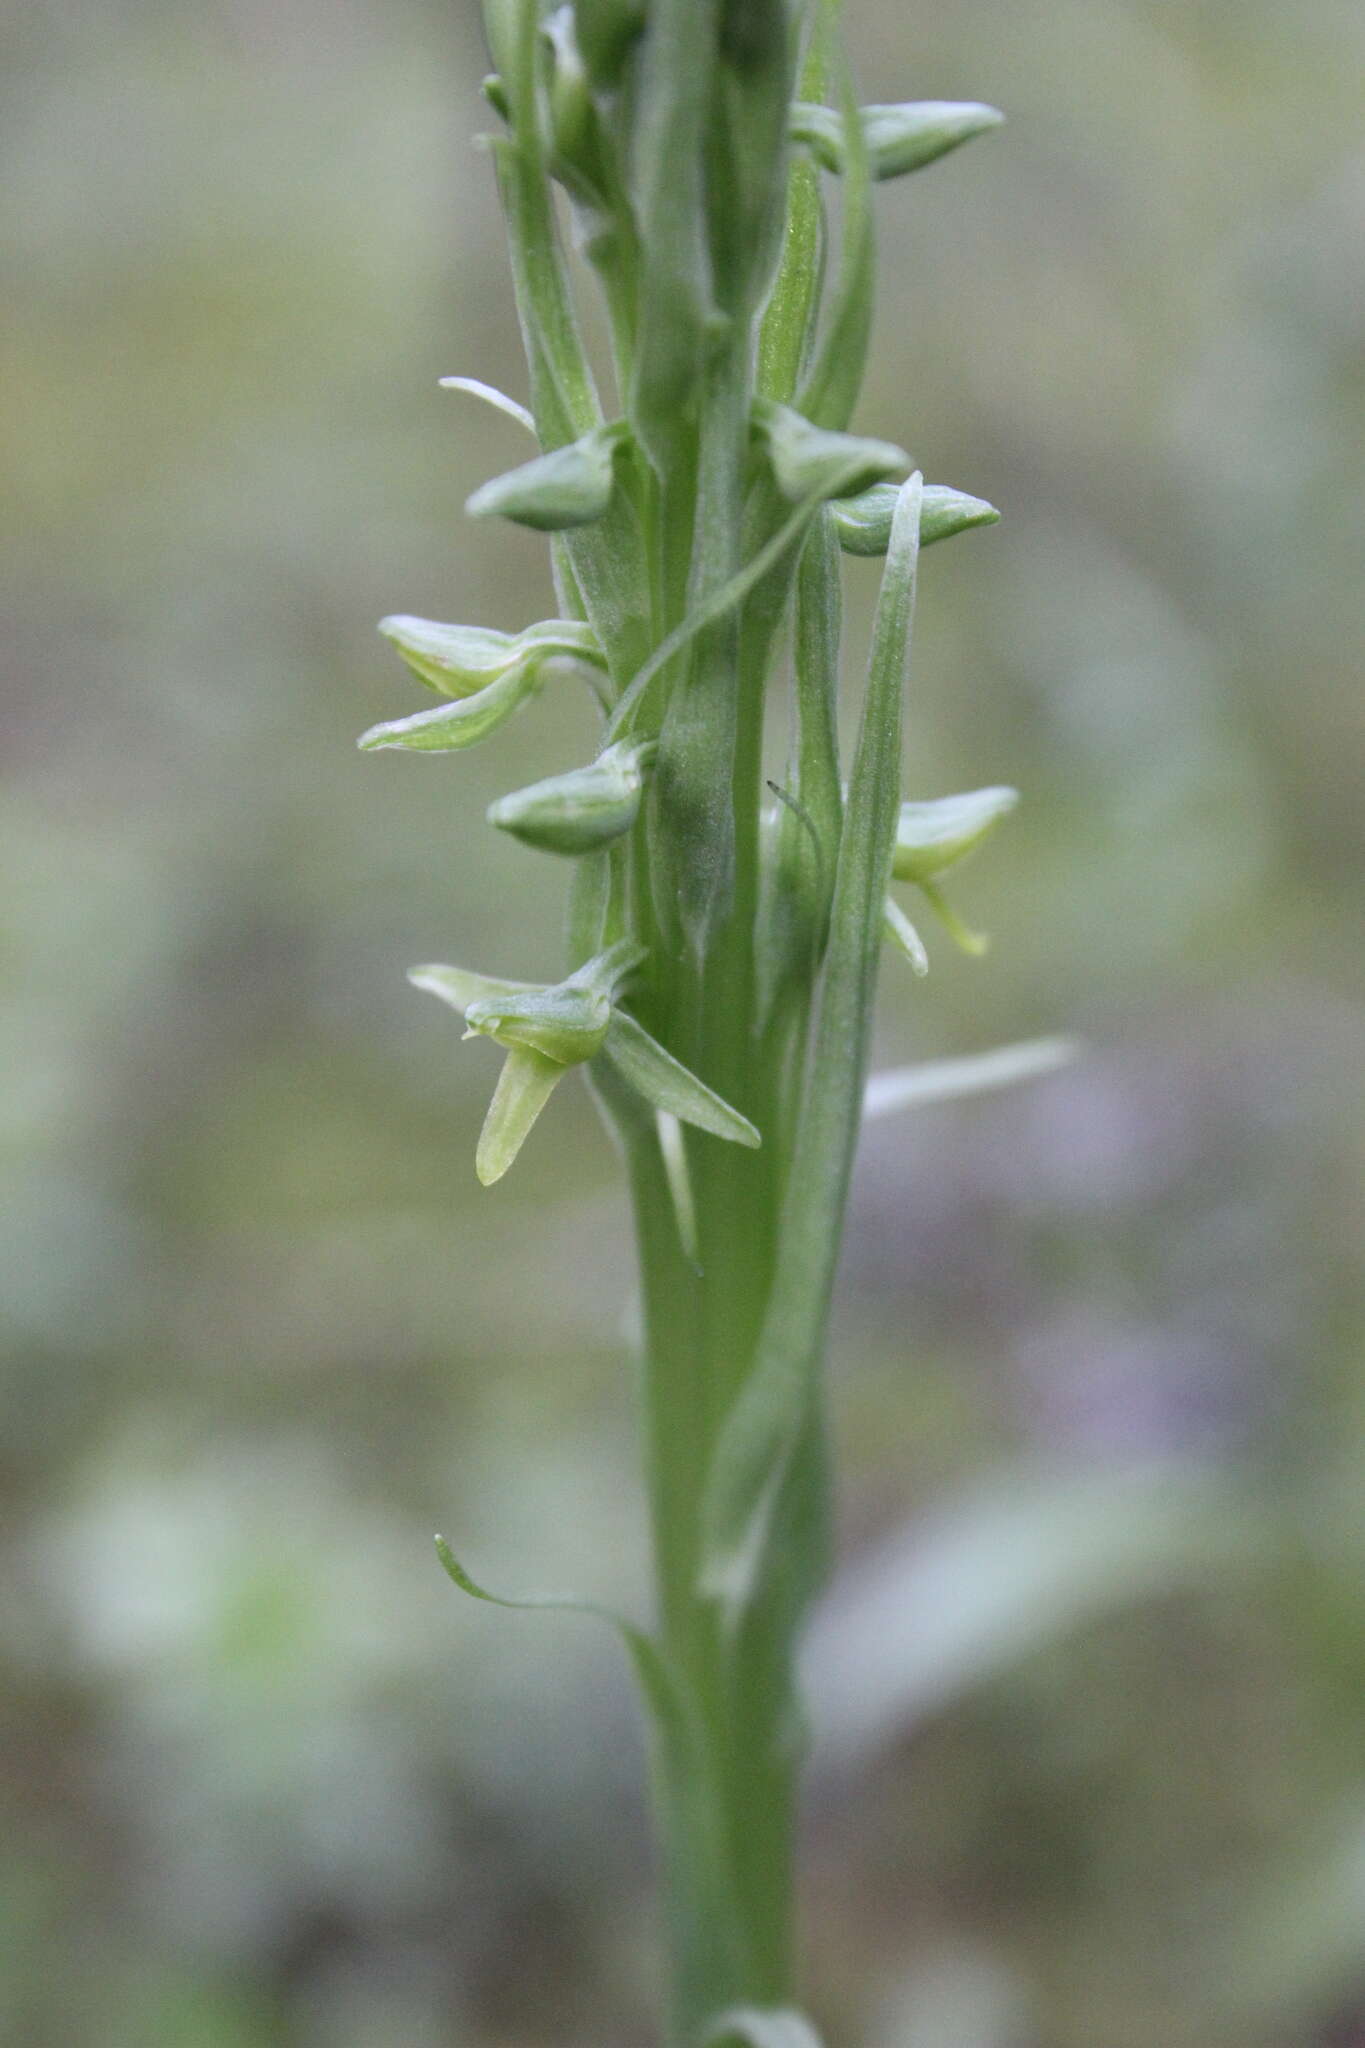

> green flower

[
  {"left": 410, "top": 939, "right": 759, "bottom": 1184},
  {"left": 360, "top": 616, "right": 607, "bottom": 754},
  {"left": 887, "top": 786, "right": 1018, "bottom": 961}
]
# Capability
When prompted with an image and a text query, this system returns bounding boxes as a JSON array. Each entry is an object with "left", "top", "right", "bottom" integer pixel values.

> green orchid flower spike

[{"left": 362, "top": 9, "right": 1067, "bottom": 2043}]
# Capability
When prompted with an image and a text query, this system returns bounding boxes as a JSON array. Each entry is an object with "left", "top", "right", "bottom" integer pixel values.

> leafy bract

[{"left": 702, "top": 475, "right": 924, "bottom": 1616}]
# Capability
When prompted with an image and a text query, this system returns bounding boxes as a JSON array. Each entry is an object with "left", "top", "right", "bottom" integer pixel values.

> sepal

[
  {"left": 466, "top": 421, "right": 629, "bottom": 531},
  {"left": 892, "top": 786, "right": 1018, "bottom": 882},
  {"left": 476, "top": 1046, "right": 566, "bottom": 1184},
  {"left": 357, "top": 663, "right": 540, "bottom": 752},
  {"left": 830, "top": 480, "right": 999, "bottom": 556},
  {"left": 602, "top": 1012, "right": 761, "bottom": 1149},
  {"left": 488, "top": 740, "right": 657, "bottom": 855},
  {"left": 790, "top": 99, "right": 1004, "bottom": 180}
]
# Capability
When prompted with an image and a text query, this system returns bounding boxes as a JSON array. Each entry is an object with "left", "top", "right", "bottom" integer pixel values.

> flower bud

[
  {"left": 752, "top": 398, "right": 907, "bottom": 505},
  {"left": 830, "top": 481, "right": 999, "bottom": 557},
  {"left": 791, "top": 99, "right": 1004, "bottom": 181},
  {"left": 466, "top": 421, "right": 628, "bottom": 531},
  {"left": 377, "top": 615, "right": 603, "bottom": 698},
  {"left": 488, "top": 739, "right": 657, "bottom": 854},
  {"left": 891, "top": 786, "right": 1018, "bottom": 883}
]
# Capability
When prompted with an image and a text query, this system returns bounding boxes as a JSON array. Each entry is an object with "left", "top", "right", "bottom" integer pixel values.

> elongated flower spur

[{"left": 361, "top": 6, "right": 1068, "bottom": 2042}]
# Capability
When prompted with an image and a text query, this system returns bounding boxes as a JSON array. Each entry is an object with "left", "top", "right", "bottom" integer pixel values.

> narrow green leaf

[
  {"left": 434, "top": 1511, "right": 719, "bottom": 2032},
  {"left": 357, "top": 664, "right": 539, "bottom": 752},
  {"left": 438, "top": 374, "right": 536, "bottom": 434},
  {"left": 475, "top": 1045, "right": 566, "bottom": 1184},
  {"left": 602, "top": 1012, "right": 761, "bottom": 1149},
  {"left": 830, "top": 479, "right": 1000, "bottom": 556},
  {"left": 701, "top": 474, "right": 923, "bottom": 1615},
  {"left": 863, "top": 1036, "right": 1079, "bottom": 1120},
  {"left": 790, "top": 98, "right": 1004, "bottom": 179}
]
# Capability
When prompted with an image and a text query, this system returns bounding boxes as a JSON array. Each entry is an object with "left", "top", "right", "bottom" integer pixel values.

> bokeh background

[{"left": 4, "top": 1, "right": 1364, "bottom": 2043}]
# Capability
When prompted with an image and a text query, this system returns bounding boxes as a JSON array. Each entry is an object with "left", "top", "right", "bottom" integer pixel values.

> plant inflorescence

[{"left": 363, "top": 5, "right": 1069, "bottom": 2040}]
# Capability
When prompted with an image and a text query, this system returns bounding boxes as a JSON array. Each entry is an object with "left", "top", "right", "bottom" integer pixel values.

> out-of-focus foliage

[{"left": 2, "top": 2, "right": 1363, "bottom": 2044}]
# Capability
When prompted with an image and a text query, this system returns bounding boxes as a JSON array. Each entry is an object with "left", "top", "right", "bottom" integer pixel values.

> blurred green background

[{"left": 3, "top": 2, "right": 1364, "bottom": 2043}]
